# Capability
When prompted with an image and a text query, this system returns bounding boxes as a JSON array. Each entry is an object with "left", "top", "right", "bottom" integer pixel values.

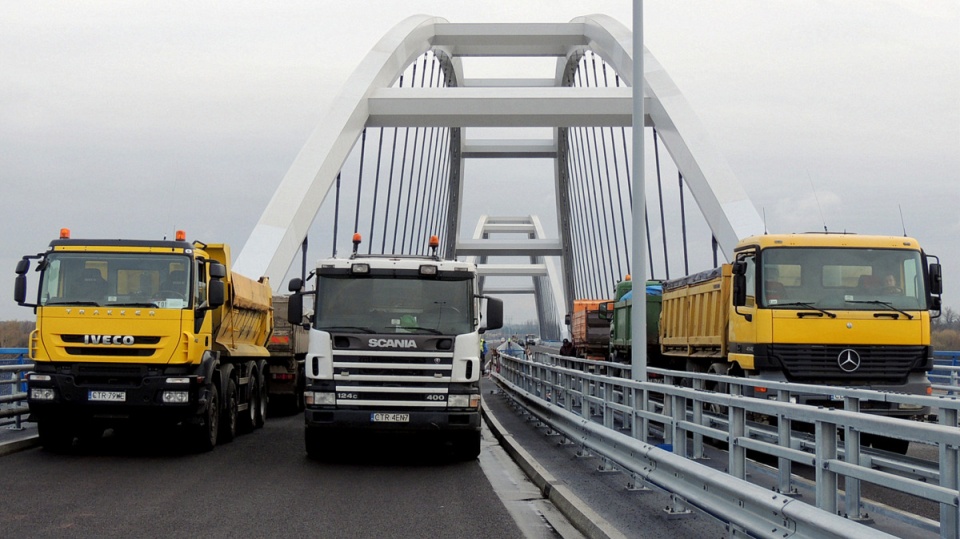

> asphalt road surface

[{"left": 0, "top": 414, "right": 534, "bottom": 539}]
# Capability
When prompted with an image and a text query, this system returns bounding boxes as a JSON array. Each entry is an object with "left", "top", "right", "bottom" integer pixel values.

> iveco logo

[
  {"left": 837, "top": 349, "right": 861, "bottom": 372},
  {"left": 84, "top": 335, "right": 135, "bottom": 345},
  {"left": 368, "top": 338, "right": 417, "bottom": 349}
]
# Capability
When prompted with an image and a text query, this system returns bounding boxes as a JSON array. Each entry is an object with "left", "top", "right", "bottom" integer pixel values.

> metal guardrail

[
  {"left": 494, "top": 349, "right": 960, "bottom": 539},
  {"left": 933, "top": 351, "right": 960, "bottom": 395},
  {"left": 0, "top": 348, "right": 32, "bottom": 430}
]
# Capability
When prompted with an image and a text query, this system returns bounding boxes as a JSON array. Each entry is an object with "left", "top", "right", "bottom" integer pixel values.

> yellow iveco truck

[
  {"left": 659, "top": 233, "right": 942, "bottom": 452},
  {"left": 15, "top": 229, "right": 273, "bottom": 452}
]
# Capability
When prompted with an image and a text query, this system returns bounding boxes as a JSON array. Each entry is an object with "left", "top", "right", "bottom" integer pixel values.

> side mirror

[
  {"left": 209, "top": 263, "right": 226, "bottom": 279},
  {"left": 207, "top": 279, "right": 225, "bottom": 308},
  {"left": 288, "top": 278, "right": 303, "bottom": 292},
  {"left": 929, "top": 263, "right": 942, "bottom": 295},
  {"left": 15, "top": 258, "right": 30, "bottom": 275},
  {"left": 598, "top": 301, "right": 613, "bottom": 321},
  {"left": 484, "top": 297, "right": 503, "bottom": 331},
  {"left": 931, "top": 296, "right": 942, "bottom": 313},
  {"left": 288, "top": 293, "right": 304, "bottom": 325},
  {"left": 731, "top": 260, "right": 746, "bottom": 276},
  {"left": 564, "top": 313, "right": 571, "bottom": 326},
  {"left": 14, "top": 274, "right": 27, "bottom": 304}
]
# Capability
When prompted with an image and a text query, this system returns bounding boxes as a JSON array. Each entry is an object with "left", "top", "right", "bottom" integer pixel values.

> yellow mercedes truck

[
  {"left": 659, "top": 233, "right": 942, "bottom": 451},
  {"left": 15, "top": 229, "right": 273, "bottom": 452}
]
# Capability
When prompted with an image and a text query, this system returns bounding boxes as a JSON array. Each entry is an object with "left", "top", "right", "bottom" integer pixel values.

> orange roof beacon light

[
  {"left": 624, "top": 274, "right": 632, "bottom": 281},
  {"left": 59, "top": 228, "right": 70, "bottom": 239},
  {"left": 175, "top": 230, "right": 187, "bottom": 241},
  {"left": 352, "top": 233, "right": 362, "bottom": 256},
  {"left": 429, "top": 235, "right": 440, "bottom": 257}
]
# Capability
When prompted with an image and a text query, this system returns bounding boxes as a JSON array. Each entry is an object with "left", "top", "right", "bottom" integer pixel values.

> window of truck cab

[
  {"left": 314, "top": 272, "right": 474, "bottom": 335},
  {"left": 39, "top": 252, "right": 192, "bottom": 309},
  {"left": 760, "top": 247, "right": 926, "bottom": 310}
]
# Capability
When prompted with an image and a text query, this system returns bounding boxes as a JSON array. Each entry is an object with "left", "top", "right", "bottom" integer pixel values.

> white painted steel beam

[
  {"left": 477, "top": 264, "right": 549, "bottom": 277},
  {"left": 366, "top": 87, "right": 636, "bottom": 128},
  {"left": 432, "top": 23, "right": 588, "bottom": 56},
  {"left": 462, "top": 139, "right": 557, "bottom": 159},
  {"left": 480, "top": 286, "right": 536, "bottom": 295},
  {"left": 456, "top": 239, "right": 563, "bottom": 256}
]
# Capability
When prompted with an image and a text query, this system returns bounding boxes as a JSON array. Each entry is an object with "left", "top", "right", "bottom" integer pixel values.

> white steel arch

[{"left": 235, "top": 14, "right": 764, "bottom": 332}]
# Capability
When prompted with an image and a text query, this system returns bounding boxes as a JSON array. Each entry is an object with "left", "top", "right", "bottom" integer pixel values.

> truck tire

[
  {"left": 452, "top": 431, "right": 481, "bottom": 461},
  {"left": 239, "top": 366, "right": 258, "bottom": 434},
  {"left": 254, "top": 365, "right": 268, "bottom": 428},
  {"left": 38, "top": 420, "right": 74, "bottom": 453},
  {"left": 305, "top": 427, "right": 327, "bottom": 459},
  {"left": 219, "top": 378, "right": 238, "bottom": 443},
  {"left": 295, "top": 364, "right": 305, "bottom": 412},
  {"left": 191, "top": 384, "right": 220, "bottom": 452}
]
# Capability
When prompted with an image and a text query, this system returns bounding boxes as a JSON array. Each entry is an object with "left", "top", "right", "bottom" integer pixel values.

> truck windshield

[
  {"left": 314, "top": 275, "right": 473, "bottom": 335},
  {"left": 760, "top": 247, "right": 927, "bottom": 311},
  {"left": 39, "top": 252, "right": 192, "bottom": 309}
]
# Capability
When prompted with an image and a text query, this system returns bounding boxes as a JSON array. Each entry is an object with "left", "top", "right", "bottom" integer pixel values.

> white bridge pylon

[
  {"left": 462, "top": 215, "right": 565, "bottom": 340},
  {"left": 234, "top": 14, "right": 763, "bottom": 332}
]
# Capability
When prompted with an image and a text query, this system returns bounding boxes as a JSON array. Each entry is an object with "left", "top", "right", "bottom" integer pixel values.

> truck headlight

[
  {"left": 448, "top": 394, "right": 480, "bottom": 408},
  {"left": 29, "top": 374, "right": 52, "bottom": 382},
  {"left": 162, "top": 391, "right": 190, "bottom": 403},
  {"left": 165, "top": 377, "right": 190, "bottom": 384},
  {"left": 30, "top": 388, "right": 55, "bottom": 401},
  {"left": 305, "top": 391, "right": 335, "bottom": 406}
]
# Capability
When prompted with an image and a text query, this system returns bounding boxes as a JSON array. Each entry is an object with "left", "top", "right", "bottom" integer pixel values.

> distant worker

[{"left": 559, "top": 339, "right": 574, "bottom": 356}]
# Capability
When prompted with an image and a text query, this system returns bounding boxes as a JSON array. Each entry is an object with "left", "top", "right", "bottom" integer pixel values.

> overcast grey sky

[{"left": 2, "top": 1, "right": 957, "bottom": 323}]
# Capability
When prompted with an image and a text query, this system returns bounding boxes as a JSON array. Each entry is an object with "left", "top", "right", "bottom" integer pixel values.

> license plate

[
  {"left": 89, "top": 390, "right": 126, "bottom": 402},
  {"left": 371, "top": 413, "right": 409, "bottom": 423}
]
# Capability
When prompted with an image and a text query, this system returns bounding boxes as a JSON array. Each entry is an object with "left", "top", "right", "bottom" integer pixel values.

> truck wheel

[
  {"left": 452, "top": 431, "right": 481, "bottom": 461},
  {"left": 191, "top": 384, "right": 219, "bottom": 452},
  {"left": 38, "top": 420, "right": 74, "bottom": 453},
  {"left": 219, "top": 378, "right": 238, "bottom": 443},
  {"left": 239, "top": 371, "right": 258, "bottom": 434},
  {"left": 254, "top": 367, "right": 268, "bottom": 428},
  {"left": 305, "top": 427, "right": 328, "bottom": 459},
  {"left": 295, "top": 365, "right": 305, "bottom": 412}
]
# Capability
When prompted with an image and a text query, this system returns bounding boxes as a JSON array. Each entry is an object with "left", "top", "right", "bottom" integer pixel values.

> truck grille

[
  {"left": 330, "top": 352, "right": 453, "bottom": 408},
  {"left": 768, "top": 345, "right": 926, "bottom": 382}
]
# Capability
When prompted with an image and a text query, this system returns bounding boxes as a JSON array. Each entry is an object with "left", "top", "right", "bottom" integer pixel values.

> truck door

[{"left": 729, "top": 250, "right": 758, "bottom": 372}]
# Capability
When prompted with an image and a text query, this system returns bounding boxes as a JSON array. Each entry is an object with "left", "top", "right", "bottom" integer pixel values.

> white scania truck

[{"left": 286, "top": 236, "right": 503, "bottom": 460}]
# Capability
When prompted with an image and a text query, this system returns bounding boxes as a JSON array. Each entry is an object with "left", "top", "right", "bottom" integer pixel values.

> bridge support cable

[
  {"left": 590, "top": 54, "right": 625, "bottom": 283},
  {"left": 652, "top": 128, "right": 671, "bottom": 280},
  {"left": 679, "top": 172, "right": 689, "bottom": 276},
  {"left": 366, "top": 128, "right": 386, "bottom": 254},
  {"left": 352, "top": 129, "right": 368, "bottom": 236},
  {"left": 332, "top": 173, "right": 342, "bottom": 256}
]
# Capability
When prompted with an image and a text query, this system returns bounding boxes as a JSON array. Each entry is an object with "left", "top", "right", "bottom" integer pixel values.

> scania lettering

[
  {"left": 15, "top": 228, "right": 274, "bottom": 452},
  {"left": 287, "top": 234, "right": 503, "bottom": 460}
]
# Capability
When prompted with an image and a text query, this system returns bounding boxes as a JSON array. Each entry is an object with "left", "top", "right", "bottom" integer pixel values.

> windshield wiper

[
  {"left": 846, "top": 300, "right": 914, "bottom": 319},
  {"left": 110, "top": 302, "right": 160, "bottom": 307},
  {"left": 773, "top": 302, "right": 837, "bottom": 318},
  {"left": 45, "top": 301, "right": 101, "bottom": 307},
  {"left": 317, "top": 326, "right": 375, "bottom": 334}
]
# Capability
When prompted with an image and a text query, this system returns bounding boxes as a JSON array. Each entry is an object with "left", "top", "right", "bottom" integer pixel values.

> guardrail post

[
  {"left": 776, "top": 389, "right": 796, "bottom": 495},
  {"left": 815, "top": 416, "right": 839, "bottom": 515},
  {"left": 673, "top": 391, "right": 686, "bottom": 459},
  {"left": 728, "top": 384, "right": 746, "bottom": 481},
  {"left": 842, "top": 397, "right": 867, "bottom": 521},
  {"left": 692, "top": 377, "right": 706, "bottom": 460},
  {"left": 940, "top": 406, "right": 959, "bottom": 539}
]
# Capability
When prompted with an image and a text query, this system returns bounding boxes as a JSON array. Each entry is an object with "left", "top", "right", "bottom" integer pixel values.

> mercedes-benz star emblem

[{"left": 837, "top": 349, "right": 861, "bottom": 373}]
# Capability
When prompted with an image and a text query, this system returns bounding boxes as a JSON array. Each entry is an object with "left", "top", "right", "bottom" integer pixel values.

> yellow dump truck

[
  {"left": 15, "top": 229, "right": 273, "bottom": 452},
  {"left": 659, "top": 233, "right": 942, "bottom": 451}
]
